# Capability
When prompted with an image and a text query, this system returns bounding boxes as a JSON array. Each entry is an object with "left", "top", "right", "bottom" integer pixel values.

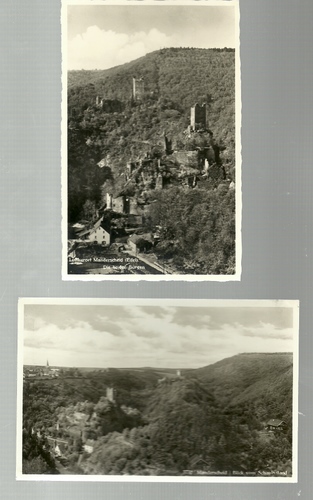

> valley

[{"left": 22, "top": 353, "right": 293, "bottom": 477}]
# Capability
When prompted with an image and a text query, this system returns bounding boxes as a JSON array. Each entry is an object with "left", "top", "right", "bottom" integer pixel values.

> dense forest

[
  {"left": 67, "top": 48, "right": 237, "bottom": 275},
  {"left": 22, "top": 354, "right": 293, "bottom": 476}
]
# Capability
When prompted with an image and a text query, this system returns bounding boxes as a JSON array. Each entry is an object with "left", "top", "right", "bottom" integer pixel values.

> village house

[
  {"left": 128, "top": 233, "right": 153, "bottom": 254},
  {"left": 190, "top": 457, "right": 210, "bottom": 471},
  {"left": 83, "top": 440, "right": 95, "bottom": 454},
  {"left": 76, "top": 217, "right": 111, "bottom": 246},
  {"left": 265, "top": 419, "right": 287, "bottom": 432}
]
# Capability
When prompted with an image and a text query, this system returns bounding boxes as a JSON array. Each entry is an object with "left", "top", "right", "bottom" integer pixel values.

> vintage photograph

[
  {"left": 17, "top": 299, "right": 298, "bottom": 481},
  {"left": 62, "top": 0, "right": 241, "bottom": 280}
]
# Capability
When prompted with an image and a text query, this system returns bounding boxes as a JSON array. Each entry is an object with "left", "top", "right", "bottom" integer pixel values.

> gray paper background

[{"left": 1, "top": 0, "right": 312, "bottom": 498}]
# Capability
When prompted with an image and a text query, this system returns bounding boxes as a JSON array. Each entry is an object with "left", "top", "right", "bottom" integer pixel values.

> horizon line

[{"left": 23, "top": 352, "right": 293, "bottom": 370}]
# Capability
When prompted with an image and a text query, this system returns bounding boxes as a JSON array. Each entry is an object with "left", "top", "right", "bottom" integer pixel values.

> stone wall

[{"left": 172, "top": 150, "right": 199, "bottom": 167}]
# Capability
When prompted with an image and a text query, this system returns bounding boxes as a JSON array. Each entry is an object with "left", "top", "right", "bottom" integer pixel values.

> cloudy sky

[
  {"left": 23, "top": 302, "right": 296, "bottom": 369},
  {"left": 67, "top": 3, "right": 236, "bottom": 70}
]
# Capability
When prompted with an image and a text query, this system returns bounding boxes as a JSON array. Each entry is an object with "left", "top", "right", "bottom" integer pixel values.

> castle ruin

[
  {"left": 95, "top": 96, "right": 124, "bottom": 113},
  {"left": 106, "top": 193, "right": 113, "bottom": 210},
  {"left": 106, "top": 387, "right": 115, "bottom": 403},
  {"left": 190, "top": 103, "right": 207, "bottom": 131},
  {"left": 132, "top": 77, "right": 145, "bottom": 101},
  {"left": 164, "top": 133, "right": 173, "bottom": 155}
]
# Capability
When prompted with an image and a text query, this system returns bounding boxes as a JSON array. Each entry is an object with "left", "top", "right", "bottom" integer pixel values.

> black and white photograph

[
  {"left": 63, "top": 0, "right": 241, "bottom": 280},
  {"left": 17, "top": 299, "right": 298, "bottom": 482}
]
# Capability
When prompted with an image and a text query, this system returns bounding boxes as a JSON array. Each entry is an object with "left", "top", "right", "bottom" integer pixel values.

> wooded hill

[
  {"left": 193, "top": 353, "right": 293, "bottom": 422},
  {"left": 68, "top": 47, "right": 235, "bottom": 189},
  {"left": 68, "top": 48, "right": 236, "bottom": 275},
  {"left": 22, "top": 352, "right": 293, "bottom": 476},
  {"left": 68, "top": 47, "right": 235, "bottom": 147}
]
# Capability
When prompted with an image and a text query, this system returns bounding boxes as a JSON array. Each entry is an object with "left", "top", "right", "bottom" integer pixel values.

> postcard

[
  {"left": 17, "top": 299, "right": 298, "bottom": 482},
  {"left": 62, "top": 0, "right": 241, "bottom": 280}
]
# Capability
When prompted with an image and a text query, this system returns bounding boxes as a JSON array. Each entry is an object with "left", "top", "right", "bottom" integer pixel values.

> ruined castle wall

[
  {"left": 112, "top": 197, "right": 125, "bottom": 214},
  {"left": 172, "top": 150, "right": 199, "bottom": 167},
  {"left": 129, "top": 198, "right": 142, "bottom": 215},
  {"left": 102, "top": 99, "right": 124, "bottom": 113},
  {"left": 96, "top": 97, "right": 124, "bottom": 113}
]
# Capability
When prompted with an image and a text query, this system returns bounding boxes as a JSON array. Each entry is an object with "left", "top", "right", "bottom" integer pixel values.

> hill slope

[
  {"left": 82, "top": 378, "right": 224, "bottom": 474},
  {"left": 193, "top": 353, "right": 293, "bottom": 422},
  {"left": 68, "top": 47, "right": 235, "bottom": 146}
]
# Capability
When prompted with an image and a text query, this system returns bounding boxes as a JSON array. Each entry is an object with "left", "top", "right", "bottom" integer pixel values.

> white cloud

[
  {"left": 23, "top": 306, "right": 295, "bottom": 369},
  {"left": 68, "top": 26, "right": 175, "bottom": 70}
]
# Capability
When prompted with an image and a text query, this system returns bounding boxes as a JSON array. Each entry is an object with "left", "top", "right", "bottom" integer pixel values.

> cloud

[
  {"left": 171, "top": 308, "right": 214, "bottom": 329},
  {"left": 23, "top": 305, "right": 295, "bottom": 369},
  {"left": 24, "top": 305, "right": 129, "bottom": 336},
  {"left": 240, "top": 322, "right": 294, "bottom": 341},
  {"left": 68, "top": 26, "right": 175, "bottom": 70},
  {"left": 137, "top": 306, "right": 173, "bottom": 319},
  {"left": 171, "top": 307, "right": 294, "bottom": 331}
]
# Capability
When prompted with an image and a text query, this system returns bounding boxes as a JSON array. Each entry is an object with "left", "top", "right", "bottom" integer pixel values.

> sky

[
  {"left": 67, "top": 3, "right": 236, "bottom": 70},
  {"left": 23, "top": 302, "right": 295, "bottom": 369}
]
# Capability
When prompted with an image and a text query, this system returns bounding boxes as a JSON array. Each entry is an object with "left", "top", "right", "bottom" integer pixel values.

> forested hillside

[
  {"left": 22, "top": 353, "right": 293, "bottom": 476},
  {"left": 194, "top": 353, "right": 293, "bottom": 421},
  {"left": 68, "top": 47, "right": 235, "bottom": 147},
  {"left": 67, "top": 48, "right": 237, "bottom": 275}
]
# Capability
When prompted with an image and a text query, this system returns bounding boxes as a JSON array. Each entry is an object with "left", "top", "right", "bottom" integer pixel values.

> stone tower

[
  {"left": 164, "top": 133, "right": 173, "bottom": 155},
  {"left": 190, "top": 103, "right": 207, "bottom": 131},
  {"left": 106, "top": 193, "right": 113, "bottom": 210},
  {"left": 132, "top": 77, "right": 145, "bottom": 101},
  {"left": 106, "top": 387, "right": 115, "bottom": 403}
]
